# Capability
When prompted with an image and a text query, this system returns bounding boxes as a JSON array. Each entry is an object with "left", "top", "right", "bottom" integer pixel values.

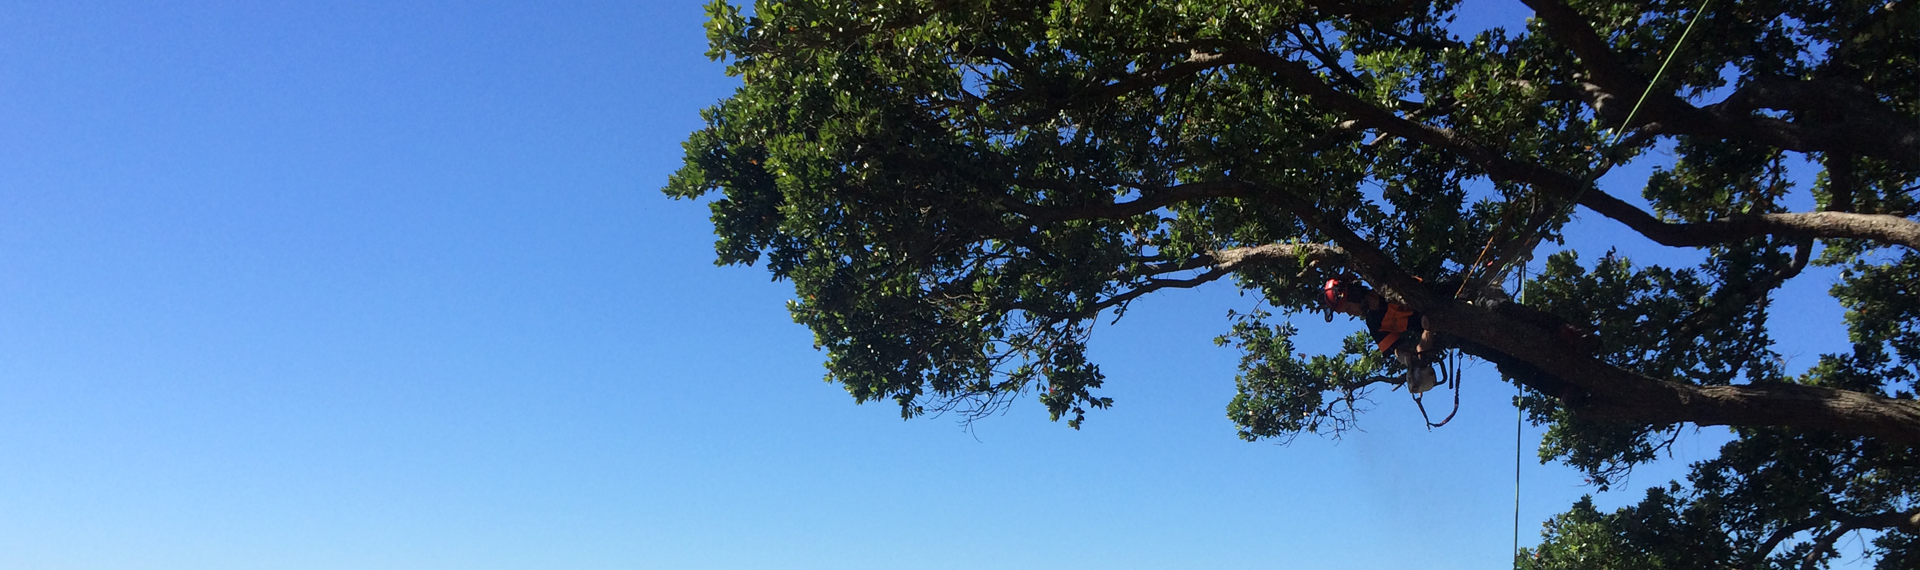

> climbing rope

[
  {"left": 1458, "top": 0, "right": 1718, "bottom": 298},
  {"left": 1514, "top": 381, "right": 1523, "bottom": 567},
  {"left": 1494, "top": 6, "right": 1717, "bottom": 562},
  {"left": 1512, "top": 263, "right": 1527, "bottom": 568}
]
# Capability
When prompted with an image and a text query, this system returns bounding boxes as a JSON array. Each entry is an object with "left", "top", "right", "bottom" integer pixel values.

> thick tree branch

[
  {"left": 1522, "top": 0, "right": 1920, "bottom": 165},
  {"left": 1436, "top": 299, "right": 1920, "bottom": 443},
  {"left": 1701, "top": 78, "right": 1920, "bottom": 166},
  {"left": 1211, "top": 242, "right": 1346, "bottom": 272},
  {"left": 1230, "top": 184, "right": 1920, "bottom": 443},
  {"left": 1144, "top": 242, "right": 1348, "bottom": 274},
  {"left": 1579, "top": 189, "right": 1920, "bottom": 250},
  {"left": 1101, "top": 243, "right": 1347, "bottom": 312},
  {"left": 1211, "top": 45, "right": 1920, "bottom": 251}
]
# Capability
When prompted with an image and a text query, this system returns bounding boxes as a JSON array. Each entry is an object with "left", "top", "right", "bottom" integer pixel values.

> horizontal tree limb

[
  {"left": 1432, "top": 298, "right": 1920, "bottom": 445},
  {"left": 1580, "top": 189, "right": 1920, "bottom": 250}
]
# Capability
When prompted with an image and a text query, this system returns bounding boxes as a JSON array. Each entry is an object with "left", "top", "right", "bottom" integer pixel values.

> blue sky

[{"left": 0, "top": 1, "right": 1851, "bottom": 569}]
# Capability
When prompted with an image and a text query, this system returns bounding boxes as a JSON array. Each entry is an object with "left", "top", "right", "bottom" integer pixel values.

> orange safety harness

[
  {"left": 1324, "top": 279, "right": 1423, "bottom": 356},
  {"left": 1373, "top": 303, "right": 1418, "bottom": 354}
]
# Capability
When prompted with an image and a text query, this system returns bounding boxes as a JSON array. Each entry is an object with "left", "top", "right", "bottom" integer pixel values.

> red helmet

[{"left": 1323, "top": 278, "right": 1345, "bottom": 307}]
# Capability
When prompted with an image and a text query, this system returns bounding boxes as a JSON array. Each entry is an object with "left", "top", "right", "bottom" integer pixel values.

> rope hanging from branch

[{"left": 1456, "top": 0, "right": 1718, "bottom": 299}]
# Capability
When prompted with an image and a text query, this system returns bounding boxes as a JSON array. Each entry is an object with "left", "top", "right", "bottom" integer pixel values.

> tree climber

[{"left": 1323, "top": 278, "right": 1442, "bottom": 393}]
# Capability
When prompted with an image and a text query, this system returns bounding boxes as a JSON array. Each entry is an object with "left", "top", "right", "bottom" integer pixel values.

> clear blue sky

[{"left": 0, "top": 1, "right": 1849, "bottom": 569}]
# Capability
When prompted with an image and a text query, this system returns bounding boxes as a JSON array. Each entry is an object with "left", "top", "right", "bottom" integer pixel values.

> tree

[{"left": 664, "top": 0, "right": 1920, "bottom": 567}]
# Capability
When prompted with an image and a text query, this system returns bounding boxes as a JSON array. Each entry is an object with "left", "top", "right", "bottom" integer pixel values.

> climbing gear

[
  {"left": 1412, "top": 349, "right": 1463, "bottom": 428},
  {"left": 1512, "top": 263, "right": 1526, "bottom": 568}
]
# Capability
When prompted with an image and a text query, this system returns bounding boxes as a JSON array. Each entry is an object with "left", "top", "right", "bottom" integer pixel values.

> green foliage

[
  {"left": 1518, "top": 491, "right": 1729, "bottom": 570},
  {"left": 1217, "top": 309, "right": 1390, "bottom": 441},
  {"left": 667, "top": 0, "right": 1919, "bottom": 564},
  {"left": 1523, "top": 427, "right": 1920, "bottom": 569}
]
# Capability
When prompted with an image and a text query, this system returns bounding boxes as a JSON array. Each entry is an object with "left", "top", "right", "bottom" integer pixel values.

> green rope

[
  {"left": 1466, "top": 0, "right": 1717, "bottom": 297},
  {"left": 1506, "top": 7, "right": 1716, "bottom": 567},
  {"left": 1606, "top": 0, "right": 1717, "bottom": 149},
  {"left": 1547, "top": 0, "right": 1717, "bottom": 237},
  {"left": 1513, "top": 264, "right": 1525, "bottom": 568},
  {"left": 1514, "top": 380, "right": 1523, "bottom": 567}
]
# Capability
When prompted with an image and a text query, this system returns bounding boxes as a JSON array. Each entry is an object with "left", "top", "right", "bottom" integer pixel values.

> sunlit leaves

[{"left": 666, "top": 1, "right": 1919, "bottom": 566}]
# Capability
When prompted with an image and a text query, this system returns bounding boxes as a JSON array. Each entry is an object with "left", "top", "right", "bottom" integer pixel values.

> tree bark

[
  {"left": 1579, "top": 189, "right": 1920, "bottom": 250},
  {"left": 1428, "top": 295, "right": 1920, "bottom": 445}
]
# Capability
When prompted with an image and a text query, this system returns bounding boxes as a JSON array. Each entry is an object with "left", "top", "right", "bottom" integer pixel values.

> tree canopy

[{"left": 664, "top": 0, "right": 1920, "bottom": 567}]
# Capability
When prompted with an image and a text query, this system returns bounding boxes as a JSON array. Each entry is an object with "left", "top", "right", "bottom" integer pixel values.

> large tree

[{"left": 664, "top": 0, "right": 1920, "bottom": 567}]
